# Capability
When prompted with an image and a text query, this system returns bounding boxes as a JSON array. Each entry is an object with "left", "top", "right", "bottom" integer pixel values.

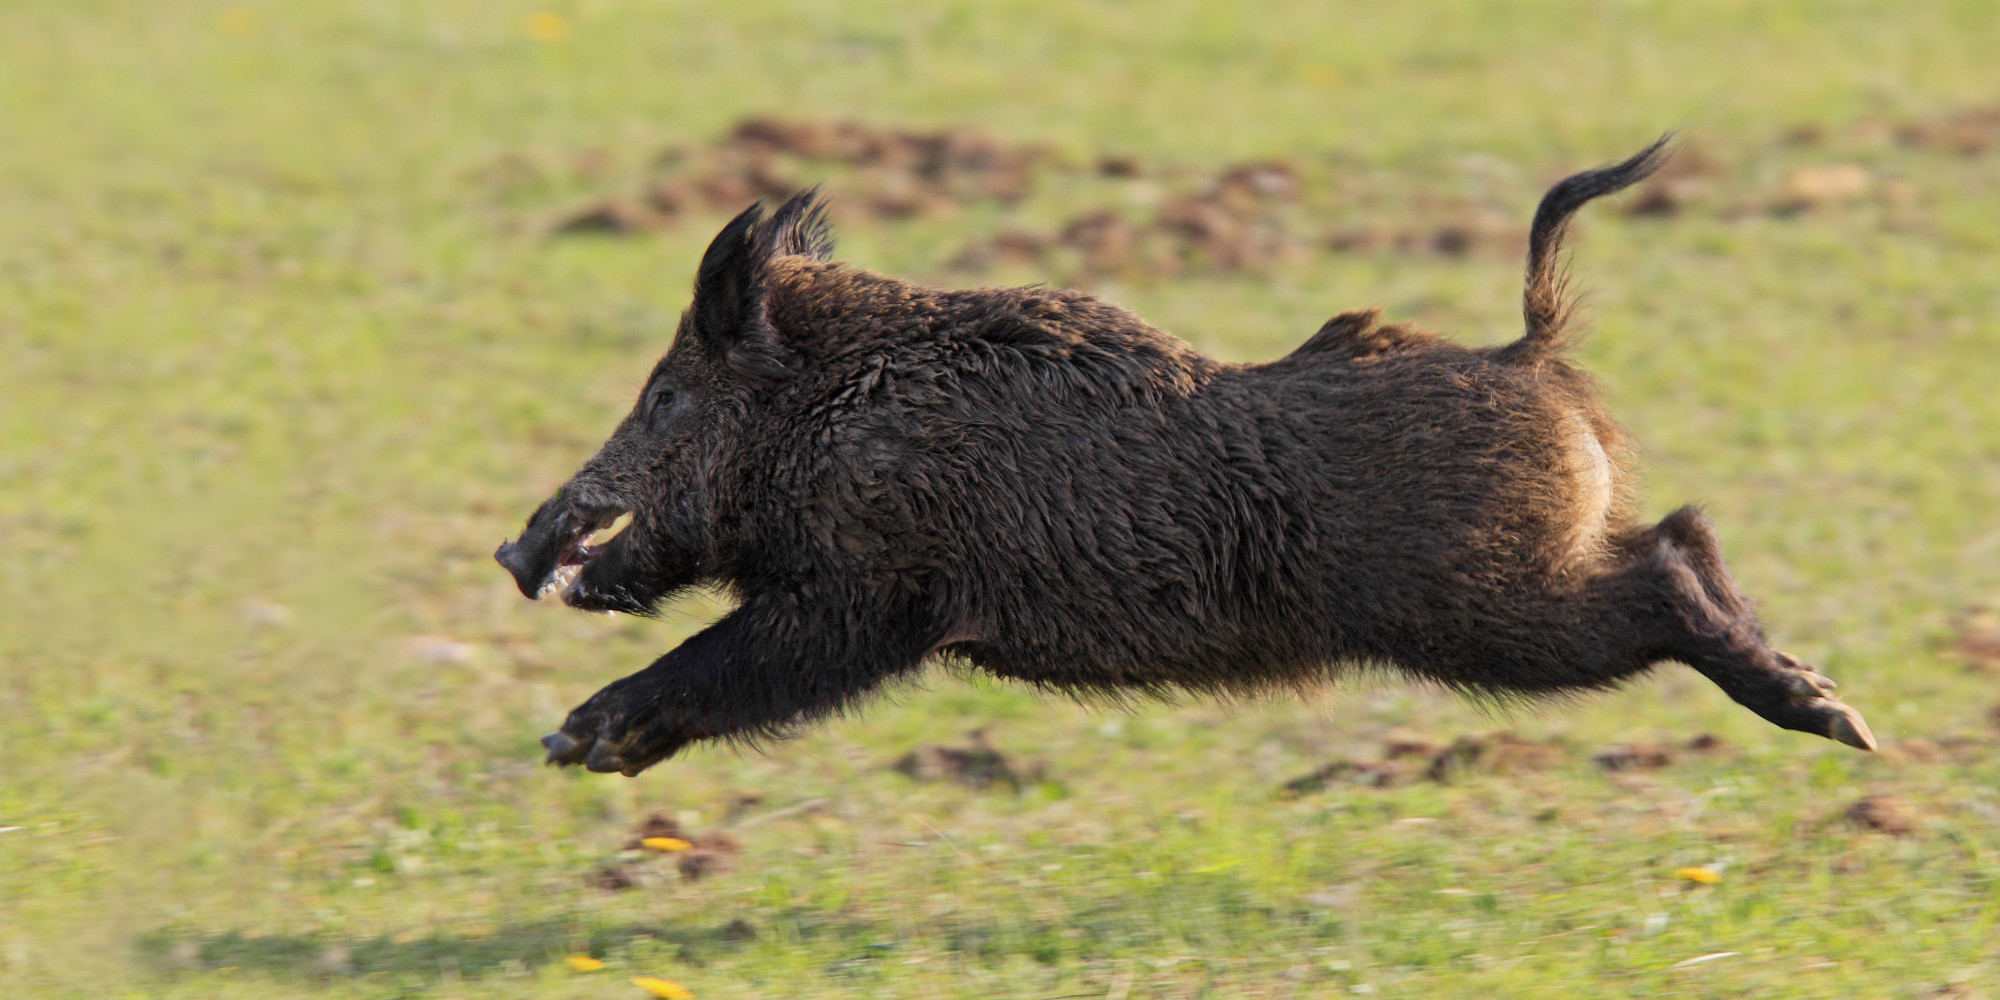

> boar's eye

[{"left": 645, "top": 385, "right": 679, "bottom": 430}]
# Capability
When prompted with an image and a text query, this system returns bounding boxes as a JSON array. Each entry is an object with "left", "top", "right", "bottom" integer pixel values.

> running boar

[{"left": 496, "top": 138, "right": 1873, "bottom": 776}]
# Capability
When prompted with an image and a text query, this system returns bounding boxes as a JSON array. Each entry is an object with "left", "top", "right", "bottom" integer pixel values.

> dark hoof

[
  {"left": 1774, "top": 650, "right": 1833, "bottom": 686},
  {"left": 1823, "top": 702, "right": 1877, "bottom": 752},
  {"left": 542, "top": 731, "right": 585, "bottom": 766},
  {"left": 1785, "top": 671, "right": 1838, "bottom": 699},
  {"left": 1772, "top": 650, "right": 1874, "bottom": 752},
  {"left": 542, "top": 678, "right": 700, "bottom": 777},
  {"left": 583, "top": 743, "right": 627, "bottom": 774}
]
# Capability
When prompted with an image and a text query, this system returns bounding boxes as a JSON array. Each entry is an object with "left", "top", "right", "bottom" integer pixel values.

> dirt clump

[
  {"left": 1156, "top": 194, "right": 1291, "bottom": 272},
  {"left": 623, "top": 810, "right": 682, "bottom": 849},
  {"left": 676, "top": 833, "right": 740, "bottom": 881},
  {"left": 1882, "top": 735, "right": 1985, "bottom": 766},
  {"left": 1280, "top": 759, "right": 1409, "bottom": 796},
  {"left": 1780, "top": 122, "right": 1829, "bottom": 147},
  {"left": 593, "top": 861, "right": 645, "bottom": 891},
  {"left": 642, "top": 165, "right": 796, "bottom": 218},
  {"left": 554, "top": 199, "right": 667, "bottom": 236},
  {"left": 1895, "top": 106, "right": 2000, "bottom": 155},
  {"left": 547, "top": 117, "right": 1559, "bottom": 280},
  {"left": 1591, "top": 742, "right": 1677, "bottom": 772},
  {"left": 1846, "top": 794, "right": 1919, "bottom": 836},
  {"left": 947, "top": 227, "right": 1052, "bottom": 271},
  {"left": 892, "top": 730, "right": 1021, "bottom": 790},
  {"left": 1152, "top": 159, "right": 1301, "bottom": 273},
  {"left": 1323, "top": 225, "right": 1397, "bottom": 253},
  {"left": 1592, "top": 733, "right": 1729, "bottom": 770},
  {"left": 727, "top": 116, "right": 1042, "bottom": 204},
  {"left": 1623, "top": 144, "right": 1721, "bottom": 218},
  {"left": 1382, "top": 728, "right": 1446, "bottom": 761},
  {"left": 955, "top": 158, "right": 1310, "bottom": 280},
  {"left": 553, "top": 116, "right": 1046, "bottom": 238},
  {"left": 721, "top": 792, "right": 766, "bottom": 823},
  {"left": 597, "top": 811, "right": 743, "bottom": 886},
  {"left": 1283, "top": 729, "right": 1571, "bottom": 796},
  {"left": 1944, "top": 607, "right": 2000, "bottom": 671},
  {"left": 1324, "top": 214, "right": 1524, "bottom": 259},
  {"left": 1425, "top": 732, "right": 1567, "bottom": 782},
  {"left": 1096, "top": 154, "right": 1143, "bottom": 178},
  {"left": 1058, "top": 210, "right": 1160, "bottom": 279},
  {"left": 1215, "top": 161, "right": 1302, "bottom": 201}
]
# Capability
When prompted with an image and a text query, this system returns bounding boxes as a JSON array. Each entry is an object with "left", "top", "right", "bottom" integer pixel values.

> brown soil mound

[{"left": 892, "top": 730, "right": 1021, "bottom": 790}]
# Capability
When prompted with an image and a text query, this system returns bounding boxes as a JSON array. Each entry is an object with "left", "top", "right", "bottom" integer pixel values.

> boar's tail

[{"left": 1503, "top": 134, "right": 1675, "bottom": 362}]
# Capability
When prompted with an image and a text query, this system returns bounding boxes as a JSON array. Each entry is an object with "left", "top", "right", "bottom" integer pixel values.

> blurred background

[{"left": 3, "top": 2, "right": 1999, "bottom": 997}]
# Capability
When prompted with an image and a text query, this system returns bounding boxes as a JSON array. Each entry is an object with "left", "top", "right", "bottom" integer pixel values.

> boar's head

[{"left": 494, "top": 194, "right": 832, "bottom": 615}]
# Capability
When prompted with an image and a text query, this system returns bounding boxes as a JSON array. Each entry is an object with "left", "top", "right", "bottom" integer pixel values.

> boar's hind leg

[
  {"left": 1610, "top": 507, "right": 1875, "bottom": 751},
  {"left": 541, "top": 597, "right": 931, "bottom": 776}
]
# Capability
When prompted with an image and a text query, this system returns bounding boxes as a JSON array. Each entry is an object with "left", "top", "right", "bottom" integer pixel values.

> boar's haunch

[{"left": 496, "top": 137, "right": 1873, "bottom": 776}]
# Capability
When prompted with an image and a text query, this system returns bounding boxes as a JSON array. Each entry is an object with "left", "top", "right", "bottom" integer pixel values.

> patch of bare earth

[
  {"left": 1283, "top": 729, "right": 1583, "bottom": 796},
  {"left": 545, "top": 115, "right": 1538, "bottom": 281},
  {"left": 555, "top": 116, "right": 1045, "bottom": 236},
  {"left": 1846, "top": 794, "right": 1920, "bottom": 836},
  {"left": 1944, "top": 607, "right": 2000, "bottom": 671},
  {"left": 537, "top": 107, "right": 1992, "bottom": 281},
  {"left": 892, "top": 730, "right": 1024, "bottom": 791},
  {"left": 592, "top": 810, "right": 745, "bottom": 890}
]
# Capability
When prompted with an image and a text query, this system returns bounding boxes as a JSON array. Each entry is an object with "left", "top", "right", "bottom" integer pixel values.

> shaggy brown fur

[{"left": 496, "top": 139, "right": 1874, "bottom": 776}]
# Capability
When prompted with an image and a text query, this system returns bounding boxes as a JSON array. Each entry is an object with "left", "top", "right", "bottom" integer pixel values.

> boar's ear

[
  {"left": 689, "top": 203, "right": 793, "bottom": 383},
  {"left": 760, "top": 187, "right": 835, "bottom": 262},
  {"left": 687, "top": 191, "right": 836, "bottom": 383}
]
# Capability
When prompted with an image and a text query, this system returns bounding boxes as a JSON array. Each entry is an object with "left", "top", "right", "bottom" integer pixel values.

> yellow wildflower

[
  {"left": 526, "top": 12, "right": 569, "bottom": 43},
  {"left": 633, "top": 976, "right": 695, "bottom": 999},
  {"left": 1676, "top": 866, "right": 1722, "bottom": 884},
  {"left": 641, "top": 836, "right": 693, "bottom": 852},
  {"left": 567, "top": 955, "right": 606, "bottom": 972}
]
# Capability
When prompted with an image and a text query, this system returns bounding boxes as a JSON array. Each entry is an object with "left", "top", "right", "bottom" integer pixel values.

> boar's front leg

[{"left": 540, "top": 596, "right": 930, "bottom": 776}]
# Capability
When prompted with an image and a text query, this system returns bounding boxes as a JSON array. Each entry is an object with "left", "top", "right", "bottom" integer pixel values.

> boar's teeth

[{"left": 535, "top": 563, "right": 582, "bottom": 601}]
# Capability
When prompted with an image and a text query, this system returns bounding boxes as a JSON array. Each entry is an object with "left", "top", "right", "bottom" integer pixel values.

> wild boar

[{"left": 496, "top": 138, "right": 1873, "bottom": 776}]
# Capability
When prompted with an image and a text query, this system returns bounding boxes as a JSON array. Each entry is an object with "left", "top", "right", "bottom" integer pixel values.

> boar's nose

[
  {"left": 497, "top": 498, "right": 580, "bottom": 598},
  {"left": 494, "top": 537, "right": 546, "bottom": 598}
]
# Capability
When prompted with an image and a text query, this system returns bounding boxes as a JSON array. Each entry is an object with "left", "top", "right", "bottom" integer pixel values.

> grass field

[{"left": 5, "top": 2, "right": 2000, "bottom": 997}]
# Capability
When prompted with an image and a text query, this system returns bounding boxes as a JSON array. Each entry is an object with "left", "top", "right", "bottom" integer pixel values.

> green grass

[{"left": 5, "top": 1, "right": 2000, "bottom": 997}]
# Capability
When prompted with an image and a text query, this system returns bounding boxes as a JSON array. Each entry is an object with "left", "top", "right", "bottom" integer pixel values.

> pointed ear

[
  {"left": 761, "top": 187, "right": 836, "bottom": 262},
  {"left": 690, "top": 203, "right": 762, "bottom": 349},
  {"left": 688, "top": 204, "right": 793, "bottom": 382}
]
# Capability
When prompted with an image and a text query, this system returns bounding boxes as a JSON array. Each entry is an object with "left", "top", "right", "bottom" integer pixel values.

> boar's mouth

[
  {"left": 494, "top": 505, "right": 628, "bottom": 602},
  {"left": 545, "top": 509, "right": 629, "bottom": 598}
]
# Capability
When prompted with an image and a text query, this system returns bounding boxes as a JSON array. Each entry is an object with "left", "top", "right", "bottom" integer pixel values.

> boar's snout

[
  {"left": 495, "top": 500, "right": 623, "bottom": 600},
  {"left": 494, "top": 505, "right": 566, "bottom": 599},
  {"left": 494, "top": 535, "right": 553, "bottom": 599}
]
